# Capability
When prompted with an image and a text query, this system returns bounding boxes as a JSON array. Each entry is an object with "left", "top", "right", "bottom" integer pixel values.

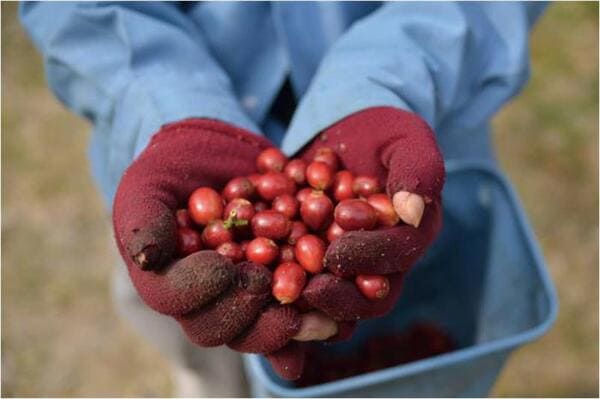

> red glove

[
  {"left": 300, "top": 107, "right": 445, "bottom": 322},
  {"left": 112, "top": 119, "right": 305, "bottom": 379}
]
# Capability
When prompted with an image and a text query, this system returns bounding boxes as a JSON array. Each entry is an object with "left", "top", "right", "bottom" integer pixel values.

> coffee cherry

[
  {"left": 355, "top": 275, "right": 390, "bottom": 300},
  {"left": 176, "top": 227, "right": 202, "bottom": 256},
  {"left": 254, "top": 201, "right": 268, "bottom": 213},
  {"left": 272, "top": 194, "right": 299, "bottom": 219},
  {"left": 334, "top": 199, "right": 378, "bottom": 231},
  {"left": 284, "top": 159, "right": 308, "bottom": 185},
  {"left": 295, "top": 235, "right": 326, "bottom": 273},
  {"left": 300, "top": 191, "right": 334, "bottom": 231},
  {"left": 188, "top": 187, "right": 224, "bottom": 225},
  {"left": 246, "top": 237, "right": 279, "bottom": 265},
  {"left": 332, "top": 170, "right": 356, "bottom": 202},
  {"left": 353, "top": 176, "right": 381, "bottom": 197},
  {"left": 247, "top": 173, "right": 262, "bottom": 188},
  {"left": 201, "top": 220, "right": 234, "bottom": 248},
  {"left": 367, "top": 193, "right": 399, "bottom": 227},
  {"left": 287, "top": 221, "right": 308, "bottom": 245},
  {"left": 175, "top": 209, "right": 195, "bottom": 228},
  {"left": 256, "top": 172, "right": 296, "bottom": 201},
  {"left": 216, "top": 241, "right": 244, "bottom": 263},
  {"left": 272, "top": 262, "right": 307, "bottom": 304},
  {"left": 257, "top": 148, "right": 287, "bottom": 173},
  {"left": 306, "top": 161, "right": 334, "bottom": 190},
  {"left": 240, "top": 240, "right": 250, "bottom": 255},
  {"left": 223, "top": 177, "right": 255, "bottom": 202},
  {"left": 296, "top": 187, "right": 313, "bottom": 203},
  {"left": 251, "top": 210, "right": 291, "bottom": 240},
  {"left": 313, "top": 147, "right": 339, "bottom": 171},
  {"left": 224, "top": 198, "right": 255, "bottom": 225},
  {"left": 216, "top": 242, "right": 244, "bottom": 263},
  {"left": 278, "top": 244, "right": 296, "bottom": 263},
  {"left": 326, "top": 222, "right": 346, "bottom": 243}
]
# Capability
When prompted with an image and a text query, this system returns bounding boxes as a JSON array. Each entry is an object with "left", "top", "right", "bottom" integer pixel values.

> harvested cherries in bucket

[{"left": 176, "top": 147, "right": 405, "bottom": 303}]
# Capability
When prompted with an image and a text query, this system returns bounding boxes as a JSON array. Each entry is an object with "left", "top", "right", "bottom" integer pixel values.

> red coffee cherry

[
  {"left": 272, "top": 194, "right": 299, "bottom": 219},
  {"left": 256, "top": 172, "right": 296, "bottom": 201},
  {"left": 188, "top": 187, "right": 224, "bottom": 225},
  {"left": 175, "top": 209, "right": 195, "bottom": 228},
  {"left": 353, "top": 176, "right": 381, "bottom": 197},
  {"left": 300, "top": 191, "right": 334, "bottom": 231},
  {"left": 272, "top": 262, "right": 307, "bottom": 304},
  {"left": 254, "top": 201, "right": 269, "bottom": 213},
  {"left": 332, "top": 170, "right": 356, "bottom": 202},
  {"left": 240, "top": 240, "right": 250, "bottom": 255},
  {"left": 326, "top": 222, "right": 346, "bottom": 243},
  {"left": 313, "top": 147, "right": 339, "bottom": 171},
  {"left": 306, "top": 161, "right": 334, "bottom": 191},
  {"left": 224, "top": 198, "right": 255, "bottom": 224},
  {"left": 334, "top": 199, "right": 378, "bottom": 231},
  {"left": 216, "top": 242, "right": 244, "bottom": 263},
  {"left": 296, "top": 187, "right": 313, "bottom": 203},
  {"left": 295, "top": 235, "right": 326, "bottom": 274},
  {"left": 201, "top": 220, "right": 234, "bottom": 249},
  {"left": 278, "top": 244, "right": 296, "bottom": 263},
  {"left": 223, "top": 177, "right": 255, "bottom": 202},
  {"left": 287, "top": 221, "right": 308, "bottom": 245},
  {"left": 251, "top": 210, "right": 291, "bottom": 240},
  {"left": 176, "top": 227, "right": 202, "bottom": 257},
  {"left": 284, "top": 159, "right": 308, "bottom": 185},
  {"left": 355, "top": 275, "right": 390, "bottom": 300},
  {"left": 246, "top": 237, "right": 279, "bottom": 265},
  {"left": 257, "top": 148, "right": 287, "bottom": 173},
  {"left": 367, "top": 193, "right": 399, "bottom": 227},
  {"left": 247, "top": 173, "right": 262, "bottom": 188}
]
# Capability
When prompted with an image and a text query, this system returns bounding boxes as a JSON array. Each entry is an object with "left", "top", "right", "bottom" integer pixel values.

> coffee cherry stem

[{"left": 223, "top": 211, "right": 249, "bottom": 229}]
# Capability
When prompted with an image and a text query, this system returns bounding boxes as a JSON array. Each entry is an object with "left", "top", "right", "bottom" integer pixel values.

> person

[{"left": 20, "top": 2, "right": 547, "bottom": 396}]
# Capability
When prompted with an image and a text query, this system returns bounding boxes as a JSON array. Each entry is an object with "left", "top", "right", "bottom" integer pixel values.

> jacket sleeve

[
  {"left": 282, "top": 2, "right": 547, "bottom": 154},
  {"left": 20, "top": 1, "right": 259, "bottom": 203}
]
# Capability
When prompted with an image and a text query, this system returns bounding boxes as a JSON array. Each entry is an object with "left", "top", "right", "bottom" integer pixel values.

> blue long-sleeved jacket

[{"left": 20, "top": 2, "right": 546, "bottom": 205}]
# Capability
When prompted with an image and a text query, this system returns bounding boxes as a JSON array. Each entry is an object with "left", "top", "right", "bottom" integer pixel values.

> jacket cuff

[
  {"left": 281, "top": 69, "right": 416, "bottom": 156},
  {"left": 129, "top": 68, "right": 261, "bottom": 157}
]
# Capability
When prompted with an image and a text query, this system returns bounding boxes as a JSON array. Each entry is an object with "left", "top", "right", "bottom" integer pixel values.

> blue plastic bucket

[{"left": 244, "top": 161, "right": 558, "bottom": 397}]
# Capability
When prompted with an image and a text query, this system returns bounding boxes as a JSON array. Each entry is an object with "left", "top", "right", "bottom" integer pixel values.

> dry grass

[{"left": 1, "top": 2, "right": 598, "bottom": 397}]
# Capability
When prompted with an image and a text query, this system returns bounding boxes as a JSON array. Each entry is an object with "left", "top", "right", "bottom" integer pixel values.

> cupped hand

[
  {"left": 299, "top": 107, "right": 445, "bottom": 322},
  {"left": 113, "top": 119, "right": 337, "bottom": 380}
]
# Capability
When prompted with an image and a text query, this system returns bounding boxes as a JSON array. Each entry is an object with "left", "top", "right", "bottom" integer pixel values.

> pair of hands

[{"left": 112, "top": 107, "right": 445, "bottom": 380}]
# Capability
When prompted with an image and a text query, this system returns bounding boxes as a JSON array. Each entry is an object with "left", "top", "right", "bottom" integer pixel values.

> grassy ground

[
  {"left": 492, "top": 3, "right": 598, "bottom": 396},
  {"left": 2, "top": 2, "right": 598, "bottom": 397}
]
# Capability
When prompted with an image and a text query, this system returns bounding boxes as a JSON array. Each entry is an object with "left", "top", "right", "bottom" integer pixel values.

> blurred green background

[{"left": 2, "top": 2, "right": 598, "bottom": 396}]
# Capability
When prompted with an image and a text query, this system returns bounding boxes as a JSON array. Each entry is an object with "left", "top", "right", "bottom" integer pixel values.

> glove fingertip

[
  {"left": 237, "top": 261, "right": 273, "bottom": 294},
  {"left": 303, "top": 273, "right": 404, "bottom": 322},
  {"left": 177, "top": 288, "right": 270, "bottom": 347},
  {"left": 176, "top": 262, "right": 272, "bottom": 347},
  {"left": 228, "top": 305, "right": 301, "bottom": 354},
  {"left": 325, "top": 228, "right": 407, "bottom": 277},
  {"left": 115, "top": 201, "right": 177, "bottom": 271},
  {"left": 266, "top": 341, "right": 306, "bottom": 381},
  {"left": 129, "top": 250, "right": 235, "bottom": 316}
]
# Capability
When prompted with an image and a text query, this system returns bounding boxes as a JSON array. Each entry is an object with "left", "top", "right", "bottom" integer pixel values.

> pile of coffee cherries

[{"left": 175, "top": 147, "right": 401, "bottom": 305}]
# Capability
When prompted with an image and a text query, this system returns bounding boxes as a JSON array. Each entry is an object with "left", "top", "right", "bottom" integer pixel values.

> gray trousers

[{"left": 111, "top": 260, "right": 249, "bottom": 397}]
